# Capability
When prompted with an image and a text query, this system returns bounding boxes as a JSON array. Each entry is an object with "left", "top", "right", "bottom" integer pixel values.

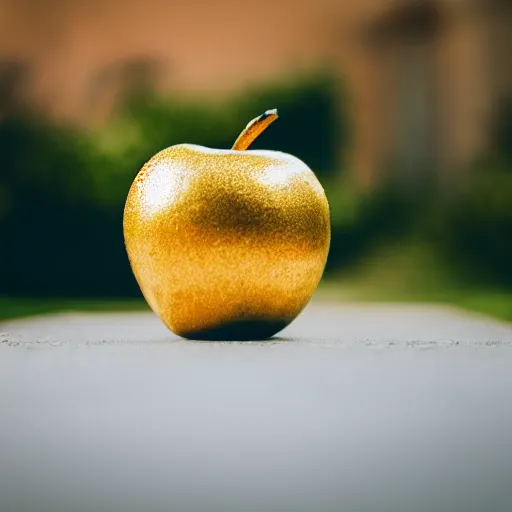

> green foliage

[
  {"left": 428, "top": 160, "right": 512, "bottom": 287},
  {"left": 0, "top": 74, "right": 347, "bottom": 297},
  {"left": 109, "top": 72, "right": 346, "bottom": 175},
  {"left": 325, "top": 177, "right": 418, "bottom": 272},
  {"left": 0, "top": 115, "right": 132, "bottom": 297},
  {"left": 0, "top": 296, "right": 147, "bottom": 321},
  {"left": 2, "top": 72, "right": 510, "bottom": 299}
]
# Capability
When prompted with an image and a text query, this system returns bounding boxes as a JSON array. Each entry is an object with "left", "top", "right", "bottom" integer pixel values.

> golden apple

[{"left": 123, "top": 109, "right": 330, "bottom": 340}]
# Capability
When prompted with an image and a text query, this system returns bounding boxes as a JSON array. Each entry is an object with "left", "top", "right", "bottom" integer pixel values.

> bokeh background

[{"left": 1, "top": 0, "right": 511, "bottom": 319}]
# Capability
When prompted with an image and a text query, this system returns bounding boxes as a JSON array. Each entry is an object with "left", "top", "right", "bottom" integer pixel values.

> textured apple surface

[{"left": 124, "top": 144, "right": 330, "bottom": 340}]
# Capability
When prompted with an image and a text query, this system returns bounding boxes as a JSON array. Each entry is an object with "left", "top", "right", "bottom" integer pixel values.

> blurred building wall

[
  {"left": 0, "top": 0, "right": 510, "bottom": 183},
  {"left": 341, "top": 0, "right": 512, "bottom": 185},
  {"left": 0, "top": 0, "right": 342, "bottom": 120}
]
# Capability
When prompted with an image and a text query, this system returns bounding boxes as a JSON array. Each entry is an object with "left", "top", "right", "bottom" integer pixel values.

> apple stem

[{"left": 232, "top": 109, "right": 278, "bottom": 150}]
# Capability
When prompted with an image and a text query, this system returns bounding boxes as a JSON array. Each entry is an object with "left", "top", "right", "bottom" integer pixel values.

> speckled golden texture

[{"left": 123, "top": 144, "right": 330, "bottom": 340}]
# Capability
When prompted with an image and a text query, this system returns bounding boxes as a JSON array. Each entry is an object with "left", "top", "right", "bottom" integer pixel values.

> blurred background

[{"left": 1, "top": 0, "right": 511, "bottom": 320}]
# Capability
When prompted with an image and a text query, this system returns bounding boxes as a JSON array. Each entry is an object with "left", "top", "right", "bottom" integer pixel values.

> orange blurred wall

[{"left": 1, "top": 0, "right": 510, "bottom": 184}]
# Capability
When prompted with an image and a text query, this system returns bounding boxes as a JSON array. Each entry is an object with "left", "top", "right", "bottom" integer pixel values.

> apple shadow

[
  {"left": 180, "top": 320, "right": 292, "bottom": 343},
  {"left": 188, "top": 336, "right": 296, "bottom": 344}
]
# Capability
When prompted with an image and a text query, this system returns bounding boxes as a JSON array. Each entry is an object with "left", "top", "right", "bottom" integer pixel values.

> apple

[{"left": 123, "top": 109, "right": 330, "bottom": 340}]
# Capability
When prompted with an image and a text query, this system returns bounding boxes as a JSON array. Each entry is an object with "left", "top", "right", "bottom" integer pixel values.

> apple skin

[{"left": 123, "top": 143, "right": 330, "bottom": 340}]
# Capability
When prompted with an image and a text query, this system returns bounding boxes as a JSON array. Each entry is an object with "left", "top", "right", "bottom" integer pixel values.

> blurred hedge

[
  {"left": 2, "top": 73, "right": 511, "bottom": 298},
  {"left": 0, "top": 116, "right": 132, "bottom": 296},
  {"left": 0, "top": 74, "right": 355, "bottom": 297},
  {"left": 427, "top": 159, "right": 512, "bottom": 288}
]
